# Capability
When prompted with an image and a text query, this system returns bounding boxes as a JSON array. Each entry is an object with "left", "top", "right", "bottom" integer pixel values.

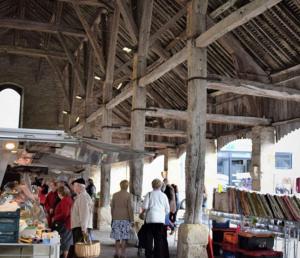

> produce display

[{"left": 0, "top": 181, "right": 60, "bottom": 244}]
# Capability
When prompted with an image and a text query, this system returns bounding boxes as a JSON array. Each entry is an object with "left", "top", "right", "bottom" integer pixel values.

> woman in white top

[{"left": 142, "top": 179, "right": 170, "bottom": 258}]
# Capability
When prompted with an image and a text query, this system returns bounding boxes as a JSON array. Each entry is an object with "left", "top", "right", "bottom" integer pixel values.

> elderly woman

[
  {"left": 53, "top": 186, "right": 73, "bottom": 258},
  {"left": 111, "top": 180, "right": 134, "bottom": 258},
  {"left": 143, "top": 179, "right": 170, "bottom": 258}
]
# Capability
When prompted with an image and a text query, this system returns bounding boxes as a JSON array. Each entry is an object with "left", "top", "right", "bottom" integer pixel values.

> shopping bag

[{"left": 128, "top": 226, "right": 138, "bottom": 246}]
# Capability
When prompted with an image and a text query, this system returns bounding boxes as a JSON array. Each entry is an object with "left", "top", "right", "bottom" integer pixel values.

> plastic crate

[
  {"left": 213, "top": 220, "right": 230, "bottom": 229},
  {"left": 223, "top": 251, "right": 236, "bottom": 258},
  {"left": 0, "top": 231, "right": 19, "bottom": 243},
  {"left": 0, "top": 209, "right": 20, "bottom": 232},
  {"left": 213, "top": 228, "right": 237, "bottom": 243},
  {"left": 0, "top": 209, "right": 20, "bottom": 218},
  {"left": 237, "top": 249, "right": 283, "bottom": 258},
  {"left": 0, "top": 209, "right": 20, "bottom": 243},
  {"left": 0, "top": 217, "right": 19, "bottom": 232},
  {"left": 238, "top": 232, "right": 274, "bottom": 250}
]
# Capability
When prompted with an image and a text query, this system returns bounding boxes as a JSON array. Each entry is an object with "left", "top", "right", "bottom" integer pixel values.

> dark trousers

[
  {"left": 67, "top": 227, "right": 92, "bottom": 258},
  {"left": 145, "top": 223, "right": 169, "bottom": 258}
]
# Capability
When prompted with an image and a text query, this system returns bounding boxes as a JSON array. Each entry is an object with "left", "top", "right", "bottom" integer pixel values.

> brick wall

[{"left": 0, "top": 55, "right": 65, "bottom": 130}]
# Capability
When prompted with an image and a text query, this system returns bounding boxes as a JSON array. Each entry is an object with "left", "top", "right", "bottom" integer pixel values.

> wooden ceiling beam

[
  {"left": 271, "top": 64, "right": 300, "bottom": 84},
  {"left": 106, "top": 83, "right": 133, "bottom": 109},
  {"left": 110, "top": 126, "right": 187, "bottom": 138},
  {"left": 0, "top": 19, "right": 86, "bottom": 37},
  {"left": 112, "top": 139, "right": 176, "bottom": 149},
  {"left": 72, "top": 3, "right": 106, "bottom": 73},
  {"left": 58, "top": 0, "right": 108, "bottom": 8},
  {"left": 116, "top": 0, "right": 138, "bottom": 45},
  {"left": 207, "top": 76, "right": 300, "bottom": 102},
  {"left": 210, "top": 0, "right": 238, "bottom": 19},
  {"left": 139, "top": 47, "right": 187, "bottom": 86},
  {"left": 0, "top": 45, "right": 67, "bottom": 59},
  {"left": 196, "top": 0, "right": 282, "bottom": 48},
  {"left": 57, "top": 32, "right": 86, "bottom": 94},
  {"left": 137, "top": 0, "right": 281, "bottom": 87},
  {"left": 145, "top": 107, "right": 271, "bottom": 126}
]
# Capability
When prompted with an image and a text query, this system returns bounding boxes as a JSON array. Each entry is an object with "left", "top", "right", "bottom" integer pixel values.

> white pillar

[
  {"left": 251, "top": 126, "right": 275, "bottom": 192},
  {"left": 205, "top": 139, "right": 217, "bottom": 209}
]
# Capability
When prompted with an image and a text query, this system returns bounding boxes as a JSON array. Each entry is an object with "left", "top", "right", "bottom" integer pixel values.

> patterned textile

[{"left": 110, "top": 220, "right": 131, "bottom": 240}]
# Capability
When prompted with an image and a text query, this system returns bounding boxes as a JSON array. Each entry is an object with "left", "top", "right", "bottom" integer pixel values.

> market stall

[
  {"left": 212, "top": 188, "right": 300, "bottom": 258},
  {"left": 0, "top": 128, "right": 151, "bottom": 258}
]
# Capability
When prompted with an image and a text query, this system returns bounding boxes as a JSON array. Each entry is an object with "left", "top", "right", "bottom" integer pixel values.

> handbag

[
  {"left": 139, "top": 192, "right": 151, "bottom": 221},
  {"left": 52, "top": 220, "right": 65, "bottom": 234}
]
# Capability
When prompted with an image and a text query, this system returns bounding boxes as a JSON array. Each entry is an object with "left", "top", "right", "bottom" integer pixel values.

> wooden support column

[
  {"left": 251, "top": 126, "right": 275, "bottom": 192},
  {"left": 129, "top": 0, "right": 154, "bottom": 210},
  {"left": 100, "top": 6, "right": 120, "bottom": 208},
  {"left": 185, "top": 0, "right": 208, "bottom": 224},
  {"left": 83, "top": 42, "right": 94, "bottom": 137}
]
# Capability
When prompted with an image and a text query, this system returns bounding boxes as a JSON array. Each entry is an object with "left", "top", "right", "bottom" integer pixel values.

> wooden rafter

[
  {"left": 137, "top": 0, "right": 282, "bottom": 88},
  {"left": 58, "top": 0, "right": 108, "bottom": 8},
  {"left": 111, "top": 126, "right": 186, "bottom": 138},
  {"left": 145, "top": 108, "right": 271, "bottom": 126},
  {"left": 210, "top": 0, "right": 238, "bottom": 19},
  {"left": 57, "top": 32, "right": 86, "bottom": 94},
  {"left": 116, "top": 0, "right": 138, "bottom": 45},
  {"left": 207, "top": 76, "right": 300, "bottom": 102},
  {"left": 72, "top": 3, "right": 106, "bottom": 73},
  {"left": 0, "top": 19, "right": 86, "bottom": 37},
  {"left": 271, "top": 64, "right": 300, "bottom": 84},
  {"left": 196, "top": 0, "right": 282, "bottom": 47},
  {"left": 0, "top": 45, "right": 67, "bottom": 59}
]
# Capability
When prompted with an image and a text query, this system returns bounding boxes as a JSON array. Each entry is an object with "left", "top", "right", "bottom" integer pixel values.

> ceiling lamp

[
  {"left": 62, "top": 110, "right": 69, "bottom": 115},
  {"left": 75, "top": 95, "right": 83, "bottom": 100},
  {"left": 122, "top": 47, "right": 132, "bottom": 53},
  {"left": 117, "top": 83, "right": 123, "bottom": 89},
  {"left": 94, "top": 75, "right": 101, "bottom": 80},
  {"left": 5, "top": 142, "right": 16, "bottom": 150},
  {"left": 76, "top": 116, "right": 80, "bottom": 123}
]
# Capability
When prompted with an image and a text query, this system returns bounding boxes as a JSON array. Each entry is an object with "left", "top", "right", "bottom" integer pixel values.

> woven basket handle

[{"left": 82, "top": 232, "right": 92, "bottom": 245}]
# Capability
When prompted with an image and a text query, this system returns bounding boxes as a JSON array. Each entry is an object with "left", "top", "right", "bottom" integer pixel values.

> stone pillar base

[
  {"left": 97, "top": 206, "right": 112, "bottom": 229},
  {"left": 177, "top": 224, "right": 208, "bottom": 258}
]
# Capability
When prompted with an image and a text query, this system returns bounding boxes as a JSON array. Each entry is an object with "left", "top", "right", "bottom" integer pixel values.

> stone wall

[{"left": 0, "top": 55, "right": 64, "bottom": 130}]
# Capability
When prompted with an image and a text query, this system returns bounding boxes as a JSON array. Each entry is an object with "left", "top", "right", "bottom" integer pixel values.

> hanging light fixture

[{"left": 5, "top": 142, "right": 16, "bottom": 150}]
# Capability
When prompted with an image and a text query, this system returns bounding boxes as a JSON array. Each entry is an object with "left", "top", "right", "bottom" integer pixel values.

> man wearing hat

[{"left": 70, "top": 178, "right": 93, "bottom": 255}]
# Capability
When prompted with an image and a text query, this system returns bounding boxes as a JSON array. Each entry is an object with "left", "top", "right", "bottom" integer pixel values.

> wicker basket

[{"left": 75, "top": 240, "right": 101, "bottom": 258}]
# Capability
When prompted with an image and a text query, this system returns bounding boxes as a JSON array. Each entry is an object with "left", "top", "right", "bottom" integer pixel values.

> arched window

[{"left": 0, "top": 85, "right": 22, "bottom": 128}]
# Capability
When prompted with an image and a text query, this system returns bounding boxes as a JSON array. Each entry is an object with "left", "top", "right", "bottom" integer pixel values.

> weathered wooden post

[
  {"left": 177, "top": 0, "right": 209, "bottom": 257},
  {"left": 99, "top": 6, "right": 120, "bottom": 227},
  {"left": 129, "top": 0, "right": 154, "bottom": 211}
]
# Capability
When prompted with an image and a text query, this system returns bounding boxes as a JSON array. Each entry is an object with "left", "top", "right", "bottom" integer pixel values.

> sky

[{"left": 0, "top": 88, "right": 20, "bottom": 128}]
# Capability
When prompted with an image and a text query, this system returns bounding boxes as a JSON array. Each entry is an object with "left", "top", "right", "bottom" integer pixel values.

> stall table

[{"left": 0, "top": 242, "right": 60, "bottom": 258}]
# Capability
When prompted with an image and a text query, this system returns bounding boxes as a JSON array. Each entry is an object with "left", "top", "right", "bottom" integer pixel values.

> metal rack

[{"left": 209, "top": 210, "right": 300, "bottom": 258}]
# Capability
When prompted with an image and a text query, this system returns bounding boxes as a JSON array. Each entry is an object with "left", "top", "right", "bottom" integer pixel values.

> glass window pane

[{"left": 0, "top": 88, "right": 21, "bottom": 128}]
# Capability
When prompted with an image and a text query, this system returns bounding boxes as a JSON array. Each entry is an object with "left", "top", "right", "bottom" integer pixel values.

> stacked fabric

[{"left": 213, "top": 188, "right": 300, "bottom": 221}]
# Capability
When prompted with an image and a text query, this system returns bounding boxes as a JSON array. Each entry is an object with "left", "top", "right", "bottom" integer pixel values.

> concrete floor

[{"left": 93, "top": 226, "right": 178, "bottom": 258}]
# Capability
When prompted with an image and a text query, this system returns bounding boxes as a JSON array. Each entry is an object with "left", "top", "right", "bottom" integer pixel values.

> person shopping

[
  {"left": 44, "top": 180, "right": 59, "bottom": 228},
  {"left": 110, "top": 180, "right": 134, "bottom": 258},
  {"left": 69, "top": 178, "right": 93, "bottom": 258},
  {"left": 143, "top": 179, "right": 170, "bottom": 258},
  {"left": 52, "top": 186, "right": 73, "bottom": 258}
]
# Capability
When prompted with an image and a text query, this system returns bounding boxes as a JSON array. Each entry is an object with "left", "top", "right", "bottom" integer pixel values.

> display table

[{"left": 0, "top": 243, "right": 60, "bottom": 258}]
